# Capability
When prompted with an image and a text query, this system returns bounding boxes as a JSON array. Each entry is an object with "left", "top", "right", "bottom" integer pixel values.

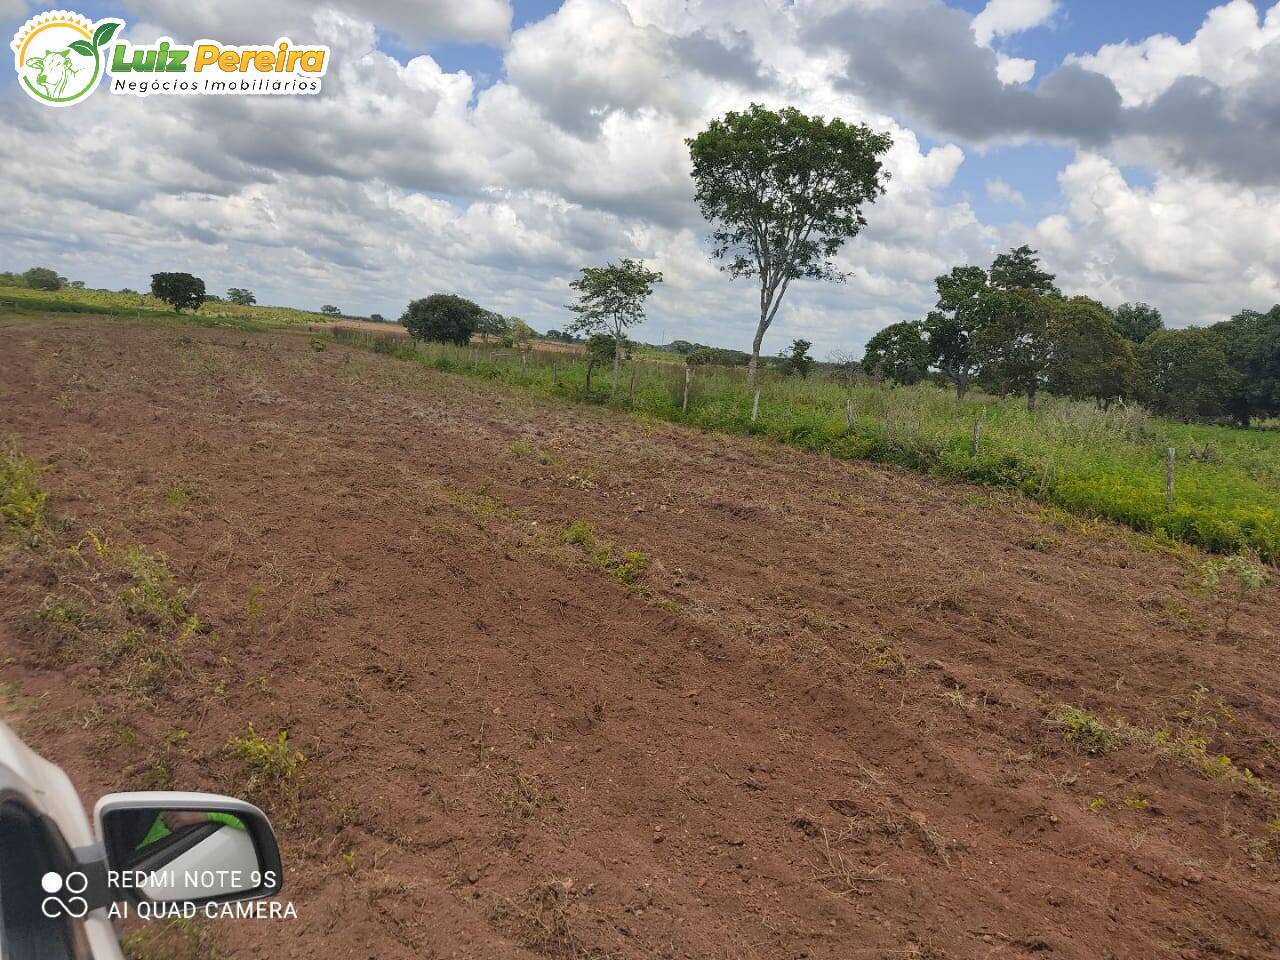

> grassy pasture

[{"left": 330, "top": 325, "right": 1280, "bottom": 562}]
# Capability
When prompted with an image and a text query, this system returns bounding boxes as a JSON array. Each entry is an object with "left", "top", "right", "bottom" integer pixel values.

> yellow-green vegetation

[
  {"left": 0, "top": 282, "right": 325, "bottom": 329},
  {"left": 0, "top": 441, "right": 47, "bottom": 531},
  {"left": 1046, "top": 702, "right": 1273, "bottom": 797},
  {"left": 1196, "top": 553, "right": 1269, "bottom": 635},
  {"left": 226, "top": 724, "right": 306, "bottom": 800},
  {"left": 1046, "top": 705, "right": 1120, "bottom": 756},
  {"left": 560, "top": 520, "right": 650, "bottom": 585},
  {"left": 62, "top": 532, "right": 207, "bottom": 695},
  {"left": 121, "top": 918, "right": 225, "bottom": 960},
  {"left": 327, "top": 326, "right": 1280, "bottom": 562}
]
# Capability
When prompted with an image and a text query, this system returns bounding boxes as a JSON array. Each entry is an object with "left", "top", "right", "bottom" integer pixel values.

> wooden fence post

[
  {"left": 845, "top": 399, "right": 854, "bottom": 430},
  {"left": 629, "top": 365, "right": 637, "bottom": 404},
  {"left": 682, "top": 366, "right": 691, "bottom": 413},
  {"left": 971, "top": 420, "right": 982, "bottom": 455},
  {"left": 1166, "top": 447, "right": 1176, "bottom": 508},
  {"left": 751, "top": 387, "right": 760, "bottom": 423},
  {"left": 552, "top": 362, "right": 558, "bottom": 385},
  {"left": 521, "top": 351, "right": 528, "bottom": 373}
]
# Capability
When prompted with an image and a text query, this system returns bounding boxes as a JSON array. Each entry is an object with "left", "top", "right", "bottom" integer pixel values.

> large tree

[
  {"left": 401, "top": 293, "right": 483, "bottom": 345},
  {"left": 862, "top": 321, "right": 929, "bottom": 385},
  {"left": 686, "top": 103, "right": 892, "bottom": 385},
  {"left": 921, "top": 265, "right": 991, "bottom": 399},
  {"left": 567, "top": 259, "right": 663, "bottom": 395},
  {"left": 150, "top": 272, "right": 205, "bottom": 313},
  {"left": 1139, "top": 328, "right": 1239, "bottom": 421},
  {"left": 975, "top": 288, "right": 1053, "bottom": 410},
  {"left": 1113, "top": 302, "right": 1163, "bottom": 343},
  {"left": 1046, "top": 297, "right": 1137, "bottom": 405},
  {"left": 226, "top": 287, "right": 256, "bottom": 306},
  {"left": 1212, "top": 306, "right": 1280, "bottom": 426}
]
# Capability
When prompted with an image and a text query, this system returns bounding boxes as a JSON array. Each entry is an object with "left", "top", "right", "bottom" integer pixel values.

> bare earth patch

[{"left": 2, "top": 313, "right": 1278, "bottom": 960}]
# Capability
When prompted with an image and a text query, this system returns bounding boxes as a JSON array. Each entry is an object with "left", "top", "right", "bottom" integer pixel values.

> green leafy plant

[{"left": 226, "top": 724, "right": 305, "bottom": 800}]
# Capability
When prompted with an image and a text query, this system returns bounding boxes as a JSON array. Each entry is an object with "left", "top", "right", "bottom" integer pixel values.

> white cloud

[
  {"left": 4, "top": 0, "right": 1279, "bottom": 360},
  {"left": 971, "top": 0, "right": 1057, "bottom": 46},
  {"left": 995, "top": 53, "right": 1036, "bottom": 84},
  {"left": 118, "top": 0, "right": 513, "bottom": 45},
  {"left": 1068, "top": 0, "right": 1280, "bottom": 107},
  {"left": 985, "top": 178, "right": 1026, "bottom": 207},
  {"left": 1029, "top": 153, "right": 1280, "bottom": 324}
]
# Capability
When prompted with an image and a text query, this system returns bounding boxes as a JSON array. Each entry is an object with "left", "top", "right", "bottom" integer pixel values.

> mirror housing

[{"left": 94, "top": 792, "right": 283, "bottom": 907}]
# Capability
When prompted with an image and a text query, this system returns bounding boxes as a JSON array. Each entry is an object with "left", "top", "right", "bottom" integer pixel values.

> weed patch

[
  {"left": 0, "top": 440, "right": 47, "bottom": 532},
  {"left": 226, "top": 724, "right": 306, "bottom": 803}
]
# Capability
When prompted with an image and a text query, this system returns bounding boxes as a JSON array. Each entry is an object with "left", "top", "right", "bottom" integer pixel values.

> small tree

[
  {"left": 150, "top": 272, "right": 206, "bottom": 313},
  {"left": 226, "top": 287, "right": 256, "bottom": 306},
  {"left": 779, "top": 338, "right": 816, "bottom": 378},
  {"left": 922, "top": 265, "right": 990, "bottom": 399},
  {"left": 402, "top": 294, "right": 483, "bottom": 346},
  {"left": 862, "top": 322, "right": 929, "bottom": 385},
  {"left": 687, "top": 104, "right": 892, "bottom": 385},
  {"left": 23, "top": 267, "right": 63, "bottom": 291},
  {"left": 567, "top": 258, "right": 663, "bottom": 395},
  {"left": 369, "top": 313, "right": 385, "bottom": 323},
  {"left": 475, "top": 311, "right": 509, "bottom": 343},
  {"left": 1113, "top": 302, "right": 1163, "bottom": 343},
  {"left": 320, "top": 304, "right": 341, "bottom": 316},
  {"left": 502, "top": 317, "right": 535, "bottom": 349}
]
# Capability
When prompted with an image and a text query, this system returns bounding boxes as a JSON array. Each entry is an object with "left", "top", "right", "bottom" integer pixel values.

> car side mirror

[{"left": 94, "top": 792, "right": 282, "bottom": 906}]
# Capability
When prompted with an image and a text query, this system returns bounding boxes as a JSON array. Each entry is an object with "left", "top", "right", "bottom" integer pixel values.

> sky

[{"left": 3, "top": 0, "right": 1280, "bottom": 357}]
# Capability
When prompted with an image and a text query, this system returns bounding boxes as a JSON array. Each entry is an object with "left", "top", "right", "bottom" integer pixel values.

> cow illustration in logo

[{"left": 11, "top": 10, "right": 122, "bottom": 106}]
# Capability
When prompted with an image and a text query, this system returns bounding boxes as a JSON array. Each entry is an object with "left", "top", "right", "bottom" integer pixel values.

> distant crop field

[{"left": 0, "top": 284, "right": 328, "bottom": 327}]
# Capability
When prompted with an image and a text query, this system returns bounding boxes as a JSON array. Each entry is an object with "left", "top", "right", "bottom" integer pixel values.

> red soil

[{"left": 2, "top": 314, "right": 1278, "bottom": 960}]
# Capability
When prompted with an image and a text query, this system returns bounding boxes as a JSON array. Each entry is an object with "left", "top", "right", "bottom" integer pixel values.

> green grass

[{"left": 331, "top": 327, "right": 1280, "bottom": 562}]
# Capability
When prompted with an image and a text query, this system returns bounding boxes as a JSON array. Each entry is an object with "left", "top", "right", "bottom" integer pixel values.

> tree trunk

[
  {"left": 586, "top": 359, "right": 593, "bottom": 393},
  {"left": 612, "top": 334, "right": 622, "bottom": 396},
  {"left": 747, "top": 317, "right": 767, "bottom": 388},
  {"left": 955, "top": 373, "right": 968, "bottom": 401},
  {"left": 1027, "top": 387, "right": 1037, "bottom": 412}
]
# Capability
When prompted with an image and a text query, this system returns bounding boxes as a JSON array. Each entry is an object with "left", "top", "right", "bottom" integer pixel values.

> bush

[{"left": 402, "top": 294, "right": 483, "bottom": 346}]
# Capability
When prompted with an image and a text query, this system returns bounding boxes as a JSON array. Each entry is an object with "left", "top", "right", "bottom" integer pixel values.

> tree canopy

[
  {"left": 150, "top": 272, "right": 206, "bottom": 312},
  {"left": 687, "top": 103, "right": 892, "bottom": 383},
  {"left": 1113, "top": 302, "right": 1163, "bottom": 343},
  {"left": 1139, "top": 328, "right": 1239, "bottom": 421},
  {"left": 401, "top": 293, "right": 484, "bottom": 346},
  {"left": 862, "top": 321, "right": 929, "bottom": 385}
]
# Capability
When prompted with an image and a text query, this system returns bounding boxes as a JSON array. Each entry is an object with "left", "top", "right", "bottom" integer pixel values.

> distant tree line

[{"left": 860, "top": 246, "right": 1279, "bottom": 425}]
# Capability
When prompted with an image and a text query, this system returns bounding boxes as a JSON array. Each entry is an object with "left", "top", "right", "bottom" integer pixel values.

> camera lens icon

[{"left": 40, "top": 871, "right": 89, "bottom": 919}]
